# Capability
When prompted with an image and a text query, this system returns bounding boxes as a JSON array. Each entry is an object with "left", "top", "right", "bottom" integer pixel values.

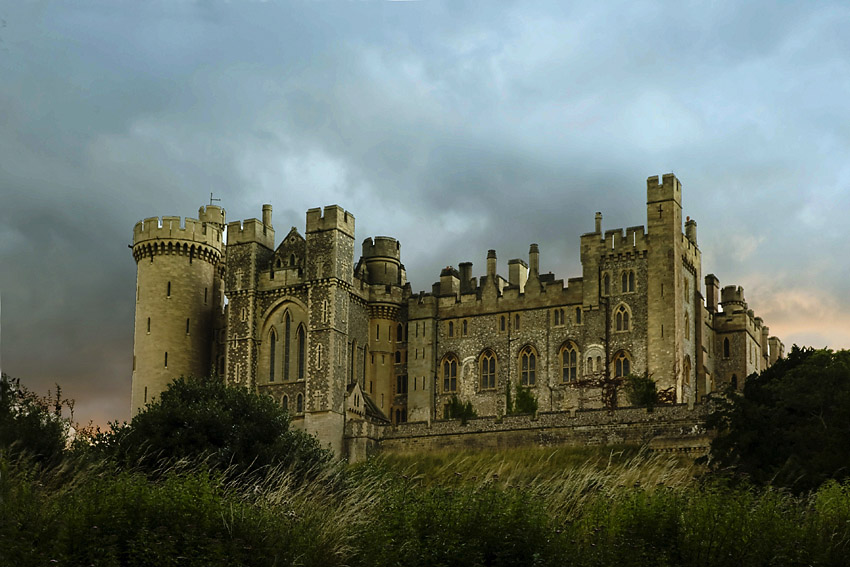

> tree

[
  {"left": 623, "top": 373, "right": 657, "bottom": 410},
  {"left": 444, "top": 394, "right": 477, "bottom": 424},
  {"left": 510, "top": 383, "right": 538, "bottom": 415},
  {"left": 0, "top": 373, "right": 73, "bottom": 467},
  {"left": 86, "top": 375, "right": 331, "bottom": 479},
  {"left": 706, "top": 346, "right": 850, "bottom": 492}
]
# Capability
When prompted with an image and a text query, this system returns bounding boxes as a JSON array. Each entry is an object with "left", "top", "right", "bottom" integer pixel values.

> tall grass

[{"left": 2, "top": 446, "right": 849, "bottom": 566}]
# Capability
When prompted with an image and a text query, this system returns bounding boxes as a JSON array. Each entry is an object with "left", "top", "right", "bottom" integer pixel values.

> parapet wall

[
  {"left": 132, "top": 215, "right": 224, "bottom": 265},
  {"left": 306, "top": 205, "right": 355, "bottom": 237},
  {"left": 374, "top": 404, "right": 710, "bottom": 455}
]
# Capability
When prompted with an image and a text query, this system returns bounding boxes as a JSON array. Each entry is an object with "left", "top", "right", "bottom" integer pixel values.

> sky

[{"left": 1, "top": 1, "right": 849, "bottom": 427}]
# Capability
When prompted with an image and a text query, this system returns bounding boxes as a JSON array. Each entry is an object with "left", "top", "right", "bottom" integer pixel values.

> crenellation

[{"left": 130, "top": 173, "right": 783, "bottom": 460}]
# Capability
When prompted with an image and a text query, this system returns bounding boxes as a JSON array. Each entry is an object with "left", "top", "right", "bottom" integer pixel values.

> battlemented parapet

[
  {"left": 226, "top": 218, "right": 275, "bottom": 249},
  {"left": 720, "top": 285, "right": 746, "bottom": 311},
  {"left": 361, "top": 236, "right": 402, "bottom": 286},
  {"left": 306, "top": 205, "right": 355, "bottom": 237},
  {"left": 133, "top": 212, "right": 224, "bottom": 264},
  {"left": 646, "top": 173, "right": 682, "bottom": 205}
]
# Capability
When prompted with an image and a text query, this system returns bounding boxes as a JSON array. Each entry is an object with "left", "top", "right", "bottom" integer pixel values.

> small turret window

[
  {"left": 186, "top": 318, "right": 190, "bottom": 335},
  {"left": 397, "top": 323, "right": 403, "bottom": 342},
  {"left": 204, "top": 287, "right": 208, "bottom": 304},
  {"left": 462, "top": 320, "right": 468, "bottom": 336},
  {"left": 147, "top": 317, "right": 151, "bottom": 333},
  {"left": 448, "top": 321, "right": 454, "bottom": 337},
  {"left": 167, "top": 281, "right": 171, "bottom": 297},
  {"left": 282, "top": 395, "right": 288, "bottom": 412}
]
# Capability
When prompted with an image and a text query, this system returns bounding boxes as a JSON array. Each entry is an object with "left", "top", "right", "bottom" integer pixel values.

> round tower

[
  {"left": 361, "top": 236, "right": 401, "bottom": 286},
  {"left": 130, "top": 205, "right": 225, "bottom": 415}
]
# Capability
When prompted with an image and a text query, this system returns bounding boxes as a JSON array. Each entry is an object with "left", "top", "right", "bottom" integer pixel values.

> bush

[
  {"left": 510, "top": 383, "right": 538, "bottom": 415},
  {"left": 707, "top": 346, "right": 850, "bottom": 492},
  {"left": 0, "top": 373, "right": 72, "bottom": 468},
  {"left": 444, "top": 394, "right": 477, "bottom": 424},
  {"left": 83, "top": 375, "right": 331, "bottom": 481},
  {"left": 623, "top": 374, "right": 657, "bottom": 410}
]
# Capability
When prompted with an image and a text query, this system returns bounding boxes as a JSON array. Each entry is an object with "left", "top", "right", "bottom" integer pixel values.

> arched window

[
  {"left": 316, "top": 343, "right": 323, "bottom": 368},
  {"left": 603, "top": 273, "right": 610, "bottom": 296},
  {"left": 284, "top": 311, "right": 291, "bottom": 380},
  {"left": 560, "top": 342, "right": 579, "bottom": 383},
  {"left": 575, "top": 307, "right": 582, "bottom": 325},
  {"left": 500, "top": 315, "right": 506, "bottom": 332},
  {"left": 480, "top": 350, "right": 496, "bottom": 389},
  {"left": 282, "top": 395, "right": 289, "bottom": 412},
  {"left": 289, "top": 254, "right": 295, "bottom": 266},
  {"left": 615, "top": 304, "right": 630, "bottom": 331},
  {"left": 322, "top": 300, "right": 329, "bottom": 324},
  {"left": 723, "top": 338, "right": 730, "bottom": 358},
  {"left": 614, "top": 351, "right": 632, "bottom": 377},
  {"left": 442, "top": 355, "right": 458, "bottom": 392},
  {"left": 622, "top": 270, "right": 635, "bottom": 292},
  {"left": 296, "top": 393, "right": 304, "bottom": 414},
  {"left": 269, "top": 328, "right": 277, "bottom": 382},
  {"left": 685, "top": 313, "right": 690, "bottom": 340},
  {"left": 462, "top": 320, "right": 468, "bottom": 336},
  {"left": 397, "top": 323, "right": 403, "bottom": 342},
  {"left": 448, "top": 321, "right": 454, "bottom": 337},
  {"left": 629, "top": 271, "right": 635, "bottom": 292},
  {"left": 519, "top": 346, "right": 536, "bottom": 386},
  {"left": 554, "top": 308, "right": 564, "bottom": 326},
  {"left": 683, "top": 355, "right": 692, "bottom": 387},
  {"left": 297, "top": 325, "right": 306, "bottom": 380}
]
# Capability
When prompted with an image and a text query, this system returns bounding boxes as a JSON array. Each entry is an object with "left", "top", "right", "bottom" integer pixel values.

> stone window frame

[
  {"left": 296, "top": 393, "right": 304, "bottom": 414},
  {"left": 499, "top": 315, "right": 507, "bottom": 333},
  {"left": 441, "top": 353, "right": 459, "bottom": 393},
  {"left": 614, "top": 303, "right": 631, "bottom": 332},
  {"left": 282, "top": 394, "right": 289, "bottom": 413},
  {"left": 518, "top": 344, "right": 537, "bottom": 386},
  {"left": 575, "top": 306, "right": 583, "bottom": 325},
  {"left": 621, "top": 270, "right": 636, "bottom": 293},
  {"left": 448, "top": 321, "right": 454, "bottom": 337},
  {"left": 553, "top": 308, "right": 565, "bottom": 327},
  {"left": 613, "top": 350, "right": 632, "bottom": 378},
  {"left": 462, "top": 319, "right": 469, "bottom": 336},
  {"left": 268, "top": 327, "right": 278, "bottom": 383},
  {"left": 602, "top": 272, "right": 611, "bottom": 296},
  {"left": 479, "top": 349, "right": 497, "bottom": 390},
  {"left": 559, "top": 341, "right": 579, "bottom": 383}
]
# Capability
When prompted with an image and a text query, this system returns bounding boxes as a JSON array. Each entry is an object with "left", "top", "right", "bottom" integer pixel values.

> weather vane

[{"left": 209, "top": 192, "right": 221, "bottom": 206}]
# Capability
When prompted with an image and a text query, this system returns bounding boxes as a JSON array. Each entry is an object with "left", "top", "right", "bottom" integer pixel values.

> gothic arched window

[
  {"left": 297, "top": 325, "right": 306, "bottom": 380},
  {"left": 575, "top": 307, "right": 582, "bottom": 325},
  {"left": 480, "top": 350, "right": 497, "bottom": 390},
  {"left": 269, "top": 328, "right": 277, "bottom": 382},
  {"left": 603, "top": 273, "right": 610, "bottom": 296},
  {"left": 442, "top": 354, "right": 458, "bottom": 392},
  {"left": 615, "top": 304, "right": 630, "bottom": 332},
  {"left": 519, "top": 345, "right": 537, "bottom": 386},
  {"left": 560, "top": 342, "right": 579, "bottom": 383},
  {"left": 284, "top": 311, "right": 292, "bottom": 380},
  {"left": 296, "top": 393, "right": 304, "bottom": 414},
  {"left": 614, "top": 351, "right": 632, "bottom": 378},
  {"left": 282, "top": 395, "right": 289, "bottom": 412}
]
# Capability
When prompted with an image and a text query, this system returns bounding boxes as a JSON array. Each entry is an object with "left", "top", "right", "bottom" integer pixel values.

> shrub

[
  {"left": 623, "top": 373, "right": 657, "bottom": 410},
  {"left": 444, "top": 394, "right": 477, "bottom": 424}
]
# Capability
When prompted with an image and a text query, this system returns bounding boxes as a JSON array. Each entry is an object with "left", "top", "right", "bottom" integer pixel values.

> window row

[
  {"left": 552, "top": 307, "right": 583, "bottom": 326},
  {"left": 440, "top": 347, "right": 634, "bottom": 392},
  {"left": 281, "top": 393, "right": 304, "bottom": 414},
  {"left": 144, "top": 317, "right": 194, "bottom": 334},
  {"left": 376, "top": 322, "right": 408, "bottom": 343},
  {"left": 602, "top": 269, "right": 636, "bottom": 296}
]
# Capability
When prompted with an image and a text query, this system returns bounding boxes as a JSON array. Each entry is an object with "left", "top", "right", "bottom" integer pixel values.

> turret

[
  {"left": 361, "top": 236, "right": 402, "bottom": 286},
  {"left": 130, "top": 207, "right": 225, "bottom": 415},
  {"left": 705, "top": 274, "right": 719, "bottom": 314},
  {"left": 720, "top": 285, "right": 746, "bottom": 312},
  {"left": 508, "top": 259, "right": 528, "bottom": 292}
]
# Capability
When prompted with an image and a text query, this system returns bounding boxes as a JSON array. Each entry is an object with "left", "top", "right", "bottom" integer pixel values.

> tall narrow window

[
  {"left": 622, "top": 271, "right": 628, "bottom": 293},
  {"left": 560, "top": 343, "right": 578, "bottom": 382},
  {"left": 164, "top": 352, "right": 168, "bottom": 368},
  {"left": 397, "top": 323, "right": 403, "bottom": 342},
  {"left": 724, "top": 338, "right": 730, "bottom": 358},
  {"left": 186, "top": 318, "right": 190, "bottom": 334},
  {"left": 576, "top": 307, "right": 582, "bottom": 325},
  {"left": 731, "top": 374, "right": 738, "bottom": 390},
  {"left": 515, "top": 314, "right": 520, "bottom": 330},
  {"left": 629, "top": 271, "right": 635, "bottom": 292},
  {"left": 603, "top": 274, "right": 610, "bottom": 296},
  {"left": 284, "top": 312, "right": 291, "bottom": 380},
  {"left": 204, "top": 287, "right": 208, "bottom": 304},
  {"left": 519, "top": 346, "right": 536, "bottom": 385},
  {"left": 282, "top": 395, "right": 288, "bottom": 412},
  {"left": 448, "top": 321, "right": 454, "bottom": 337},
  {"left": 462, "top": 320, "right": 468, "bottom": 336},
  {"left": 376, "top": 325, "right": 380, "bottom": 340},
  {"left": 167, "top": 281, "right": 171, "bottom": 297},
  {"left": 614, "top": 351, "right": 631, "bottom": 377},
  {"left": 317, "top": 344, "right": 323, "bottom": 367},
  {"left": 297, "top": 325, "right": 306, "bottom": 380},
  {"left": 685, "top": 313, "right": 690, "bottom": 339},
  {"left": 442, "top": 355, "right": 458, "bottom": 392},
  {"left": 395, "top": 351, "right": 401, "bottom": 364},
  {"left": 147, "top": 317, "right": 151, "bottom": 333},
  {"left": 480, "top": 351, "right": 496, "bottom": 389},
  {"left": 500, "top": 316, "right": 506, "bottom": 332},
  {"left": 296, "top": 393, "right": 303, "bottom": 413},
  {"left": 615, "top": 304, "right": 630, "bottom": 331},
  {"left": 269, "top": 329, "right": 277, "bottom": 382},
  {"left": 144, "top": 386, "right": 147, "bottom": 404}
]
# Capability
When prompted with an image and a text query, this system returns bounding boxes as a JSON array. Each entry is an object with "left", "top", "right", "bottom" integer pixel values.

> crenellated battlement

[
  {"left": 602, "top": 225, "right": 648, "bottom": 255},
  {"left": 646, "top": 172, "right": 682, "bottom": 205},
  {"left": 720, "top": 285, "right": 746, "bottom": 308},
  {"left": 226, "top": 218, "right": 275, "bottom": 248},
  {"left": 132, "top": 214, "right": 224, "bottom": 264},
  {"left": 362, "top": 236, "right": 400, "bottom": 260},
  {"left": 306, "top": 205, "right": 355, "bottom": 237}
]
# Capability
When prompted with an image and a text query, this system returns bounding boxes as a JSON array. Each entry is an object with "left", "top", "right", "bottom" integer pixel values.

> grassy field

[{"left": 2, "top": 445, "right": 849, "bottom": 566}]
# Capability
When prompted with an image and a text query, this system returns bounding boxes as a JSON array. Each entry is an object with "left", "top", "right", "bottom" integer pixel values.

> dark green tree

[
  {"left": 706, "top": 346, "right": 850, "bottom": 492},
  {"left": 444, "top": 394, "right": 477, "bottom": 424},
  {"left": 0, "top": 373, "right": 72, "bottom": 467},
  {"left": 623, "top": 373, "right": 657, "bottom": 410},
  {"left": 510, "top": 383, "right": 538, "bottom": 415},
  {"left": 86, "top": 375, "right": 331, "bottom": 479}
]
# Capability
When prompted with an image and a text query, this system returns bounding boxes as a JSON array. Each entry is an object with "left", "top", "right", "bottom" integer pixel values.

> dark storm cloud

[{"left": 1, "top": 1, "right": 849, "bottom": 426}]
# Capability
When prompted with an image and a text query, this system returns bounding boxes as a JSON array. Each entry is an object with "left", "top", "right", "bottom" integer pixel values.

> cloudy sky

[{"left": 1, "top": 1, "right": 849, "bottom": 427}]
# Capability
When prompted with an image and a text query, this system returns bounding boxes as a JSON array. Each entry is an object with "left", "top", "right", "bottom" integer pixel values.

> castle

[{"left": 130, "top": 174, "right": 784, "bottom": 458}]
